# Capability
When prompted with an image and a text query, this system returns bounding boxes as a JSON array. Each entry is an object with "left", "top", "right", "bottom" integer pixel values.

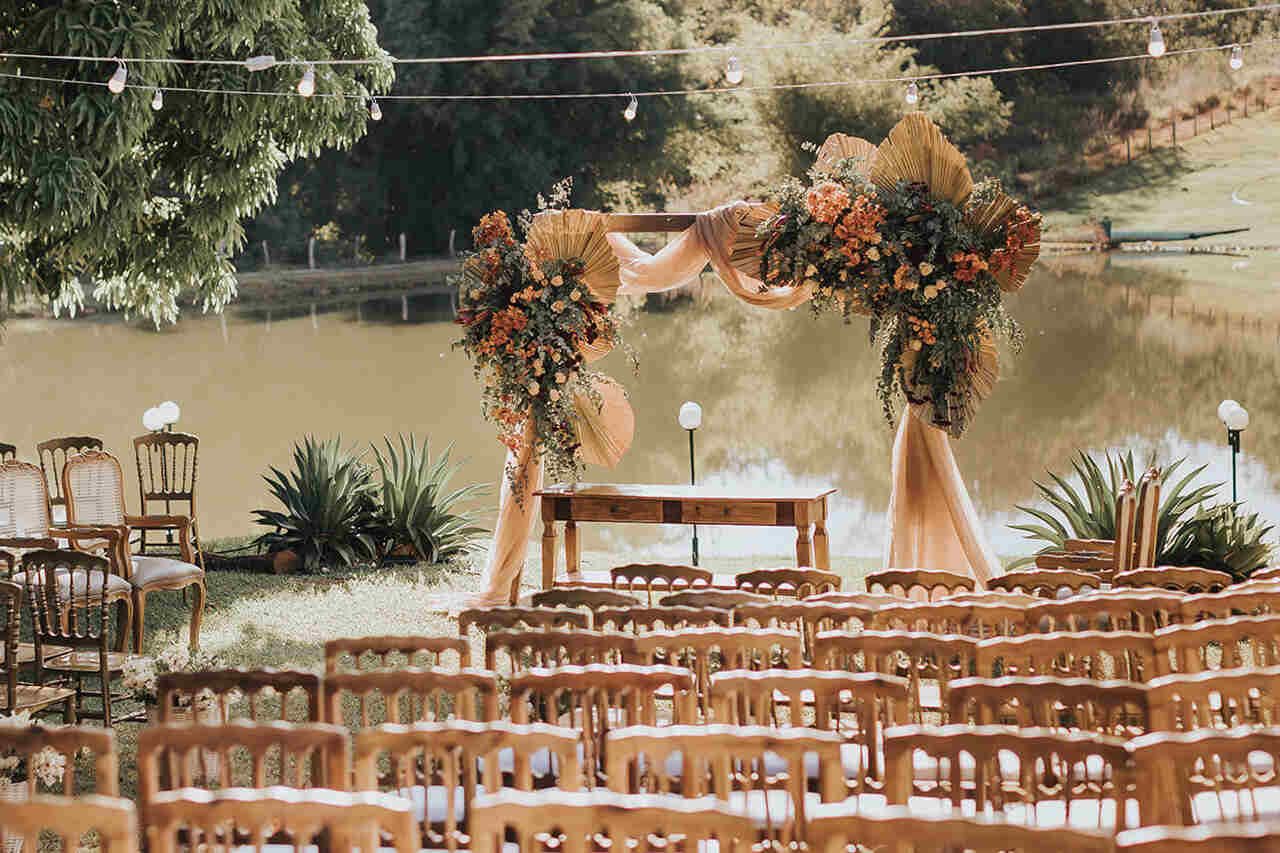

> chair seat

[
  {"left": 131, "top": 555, "right": 203, "bottom": 587},
  {"left": 11, "top": 568, "right": 133, "bottom": 600},
  {"left": 0, "top": 682, "right": 75, "bottom": 714},
  {"left": 15, "top": 642, "right": 72, "bottom": 665},
  {"left": 42, "top": 650, "right": 140, "bottom": 673}
]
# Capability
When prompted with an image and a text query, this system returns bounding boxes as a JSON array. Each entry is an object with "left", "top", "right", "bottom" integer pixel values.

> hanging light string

[
  {"left": 0, "top": 2, "right": 1277, "bottom": 68},
  {"left": 0, "top": 38, "right": 1272, "bottom": 103}
]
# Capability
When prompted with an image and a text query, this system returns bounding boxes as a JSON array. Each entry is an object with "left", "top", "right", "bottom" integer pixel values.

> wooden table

[{"left": 532, "top": 483, "right": 837, "bottom": 589}]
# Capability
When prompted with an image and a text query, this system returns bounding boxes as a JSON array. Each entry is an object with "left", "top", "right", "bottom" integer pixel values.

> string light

[
  {"left": 368, "top": 97, "right": 382, "bottom": 120},
  {"left": 107, "top": 60, "right": 126, "bottom": 94},
  {"left": 244, "top": 55, "right": 277, "bottom": 72},
  {"left": 1230, "top": 43, "right": 1244, "bottom": 69},
  {"left": 1148, "top": 20, "right": 1166, "bottom": 57},
  {"left": 905, "top": 81, "right": 919, "bottom": 104},
  {"left": 151, "top": 88, "right": 163, "bottom": 110},
  {"left": 297, "top": 64, "right": 315, "bottom": 97},
  {"left": 725, "top": 55, "right": 743, "bottom": 85},
  {"left": 623, "top": 93, "right": 638, "bottom": 122}
]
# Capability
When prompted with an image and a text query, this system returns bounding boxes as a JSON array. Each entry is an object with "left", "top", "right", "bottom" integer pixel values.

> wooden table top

[{"left": 534, "top": 483, "right": 837, "bottom": 502}]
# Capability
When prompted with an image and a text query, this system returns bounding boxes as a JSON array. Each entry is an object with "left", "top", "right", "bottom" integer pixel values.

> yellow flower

[
  {"left": 533, "top": 360, "right": 545, "bottom": 376},
  {"left": 919, "top": 262, "right": 934, "bottom": 276},
  {"left": 530, "top": 266, "right": 546, "bottom": 282},
  {"left": 551, "top": 275, "right": 564, "bottom": 286},
  {"left": 552, "top": 300, "right": 566, "bottom": 313},
  {"left": 866, "top": 247, "right": 880, "bottom": 261},
  {"left": 570, "top": 289, "right": 582, "bottom": 301},
  {"left": 555, "top": 372, "right": 567, "bottom": 384},
  {"left": 527, "top": 381, "right": 540, "bottom": 395},
  {"left": 910, "top": 339, "right": 924, "bottom": 352},
  {"left": 551, "top": 350, "right": 562, "bottom": 364},
  {"left": 549, "top": 389, "right": 561, "bottom": 402}
]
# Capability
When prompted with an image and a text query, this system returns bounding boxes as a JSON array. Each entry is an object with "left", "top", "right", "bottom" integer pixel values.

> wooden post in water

[
  {"left": 399, "top": 232, "right": 406, "bottom": 261},
  {"left": 449, "top": 229, "right": 457, "bottom": 257},
  {"left": 401, "top": 293, "right": 409, "bottom": 322},
  {"left": 262, "top": 240, "right": 270, "bottom": 266},
  {"left": 308, "top": 237, "right": 316, "bottom": 270}
]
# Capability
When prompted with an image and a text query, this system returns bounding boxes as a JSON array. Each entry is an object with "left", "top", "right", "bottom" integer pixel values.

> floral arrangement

[
  {"left": 0, "top": 712, "right": 66, "bottom": 789},
  {"left": 748, "top": 114, "right": 1041, "bottom": 437},
  {"left": 122, "top": 644, "right": 223, "bottom": 706},
  {"left": 455, "top": 181, "right": 628, "bottom": 491}
]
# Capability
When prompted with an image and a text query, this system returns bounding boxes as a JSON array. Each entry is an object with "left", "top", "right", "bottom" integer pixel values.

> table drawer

[
  {"left": 681, "top": 502, "right": 777, "bottom": 525},
  {"left": 569, "top": 497, "right": 663, "bottom": 523}
]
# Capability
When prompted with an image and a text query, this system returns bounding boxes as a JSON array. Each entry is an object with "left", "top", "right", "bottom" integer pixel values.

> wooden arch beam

[{"left": 604, "top": 213, "right": 698, "bottom": 233}]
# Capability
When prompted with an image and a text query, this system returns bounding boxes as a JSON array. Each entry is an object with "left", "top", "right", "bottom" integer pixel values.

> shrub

[{"left": 1162, "top": 503, "right": 1274, "bottom": 582}]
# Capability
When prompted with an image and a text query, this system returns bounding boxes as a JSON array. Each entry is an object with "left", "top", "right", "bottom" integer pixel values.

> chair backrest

[
  {"left": 865, "top": 568, "right": 978, "bottom": 599},
  {"left": 1148, "top": 666, "right": 1280, "bottom": 730},
  {"left": 1026, "top": 590, "right": 1183, "bottom": 634},
  {"left": 592, "top": 605, "right": 731, "bottom": 633},
  {"left": 1129, "top": 727, "right": 1280, "bottom": 827},
  {"left": 37, "top": 436, "right": 103, "bottom": 512},
  {"left": 974, "top": 631, "right": 1158, "bottom": 682},
  {"left": 869, "top": 600, "right": 1027, "bottom": 637},
  {"left": 1134, "top": 468, "right": 1161, "bottom": 570},
  {"left": 735, "top": 567, "right": 842, "bottom": 598},
  {"left": 1116, "top": 821, "right": 1280, "bottom": 851},
  {"left": 457, "top": 605, "right": 589, "bottom": 634},
  {"left": 1034, "top": 552, "right": 1118, "bottom": 575},
  {"left": 144, "top": 788, "right": 418, "bottom": 853},
  {"left": 323, "top": 667, "right": 499, "bottom": 729},
  {"left": 0, "top": 723, "right": 118, "bottom": 795},
  {"left": 23, "top": 549, "right": 113, "bottom": 652},
  {"left": 1, "top": 579, "right": 19, "bottom": 707},
  {"left": 1181, "top": 583, "right": 1280, "bottom": 622},
  {"left": 948, "top": 675, "right": 1151, "bottom": 736},
  {"left": 1153, "top": 614, "right": 1280, "bottom": 675},
  {"left": 0, "top": 460, "right": 56, "bottom": 549},
  {"left": 657, "top": 589, "right": 772, "bottom": 609},
  {"left": 1114, "top": 478, "right": 1139, "bottom": 574},
  {"left": 989, "top": 568, "right": 1106, "bottom": 599},
  {"left": 527, "top": 586, "right": 636, "bottom": 609},
  {"left": 808, "top": 804, "right": 1117, "bottom": 853},
  {"left": 1115, "top": 566, "right": 1233, "bottom": 594},
  {"left": 944, "top": 590, "right": 1043, "bottom": 606},
  {"left": 884, "top": 724, "right": 1134, "bottom": 831},
  {"left": 132, "top": 431, "right": 199, "bottom": 515},
  {"left": 323, "top": 635, "right": 471, "bottom": 672},
  {"left": 0, "top": 443, "right": 15, "bottom": 462},
  {"left": 484, "top": 628, "right": 639, "bottom": 674},
  {"left": 62, "top": 449, "right": 127, "bottom": 528},
  {"left": 354, "top": 720, "right": 583, "bottom": 851},
  {"left": 0, "top": 794, "right": 137, "bottom": 853},
  {"left": 469, "top": 789, "right": 759, "bottom": 853},
  {"left": 610, "top": 563, "right": 712, "bottom": 603},
  {"left": 1250, "top": 566, "right": 1280, "bottom": 583},
  {"left": 733, "top": 600, "right": 875, "bottom": 664},
  {"left": 158, "top": 669, "right": 323, "bottom": 723},
  {"left": 634, "top": 627, "right": 804, "bottom": 705}
]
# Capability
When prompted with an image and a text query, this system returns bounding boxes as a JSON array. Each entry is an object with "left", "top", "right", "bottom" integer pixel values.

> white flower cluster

[
  {"left": 121, "top": 657, "right": 159, "bottom": 699},
  {"left": 0, "top": 712, "right": 67, "bottom": 788}
]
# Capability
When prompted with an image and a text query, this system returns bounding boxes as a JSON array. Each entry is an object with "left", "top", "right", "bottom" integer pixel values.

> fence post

[
  {"left": 399, "top": 232, "right": 406, "bottom": 261},
  {"left": 262, "top": 240, "right": 270, "bottom": 266},
  {"left": 1147, "top": 125, "right": 1153, "bottom": 152},
  {"left": 308, "top": 236, "right": 316, "bottom": 270},
  {"left": 1171, "top": 110, "right": 1176, "bottom": 148}
]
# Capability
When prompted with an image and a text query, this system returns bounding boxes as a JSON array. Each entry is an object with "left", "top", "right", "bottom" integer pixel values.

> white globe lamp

[
  {"left": 142, "top": 407, "right": 166, "bottom": 432},
  {"left": 678, "top": 401, "right": 703, "bottom": 565},
  {"left": 1218, "top": 399, "right": 1250, "bottom": 502}
]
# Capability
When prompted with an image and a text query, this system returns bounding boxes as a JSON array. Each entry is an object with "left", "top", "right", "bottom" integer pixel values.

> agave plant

[
  {"left": 1162, "top": 502, "right": 1275, "bottom": 582},
  {"left": 252, "top": 436, "right": 378, "bottom": 573},
  {"left": 1009, "top": 450, "right": 1221, "bottom": 569},
  {"left": 370, "top": 434, "right": 489, "bottom": 564}
]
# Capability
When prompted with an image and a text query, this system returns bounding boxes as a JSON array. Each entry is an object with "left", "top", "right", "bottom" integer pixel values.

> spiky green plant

[
  {"left": 252, "top": 436, "right": 378, "bottom": 573},
  {"left": 370, "top": 434, "right": 489, "bottom": 564},
  {"left": 1009, "top": 450, "right": 1221, "bottom": 569},
  {"left": 1162, "top": 502, "right": 1275, "bottom": 582}
]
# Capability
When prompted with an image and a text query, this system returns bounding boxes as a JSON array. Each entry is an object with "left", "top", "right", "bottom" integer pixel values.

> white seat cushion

[
  {"left": 131, "top": 555, "right": 203, "bottom": 587},
  {"left": 11, "top": 568, "right": 132, "bottom": 599}
]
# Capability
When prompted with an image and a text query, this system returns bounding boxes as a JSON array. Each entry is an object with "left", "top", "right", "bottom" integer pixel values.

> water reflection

[{"left": 2, "top": 254, "right": 1277, "bottom": 562}]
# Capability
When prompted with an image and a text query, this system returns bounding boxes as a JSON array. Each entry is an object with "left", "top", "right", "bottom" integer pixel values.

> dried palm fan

[
  {"left": 964, "top": 191, "right": 1042, "bottom": 293},
  {"left": 813, "top": 132, "right": 877, "bottom": 175},
  {"left": 572, "top": 375, "right": 634, "bottom": 468},
  {"left": 577, "top": 311, "right": 616, "bottom": 364},
  {"left": 526, "top": 209, "right": 621, "bottom": 304},
  {"left": 869, "top": 112, "right": 973, "bottom": 207},
  {"left": 726, "top": 201, "right": 780, "bottom": 284}
]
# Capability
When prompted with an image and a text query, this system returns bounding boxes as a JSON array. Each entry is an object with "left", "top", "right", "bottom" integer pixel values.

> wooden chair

[
  {"left": 144, "top": 788, "right": 418, "bottom": 853},
  {"left": 1153, "top": 614, "right": 1280, "bottom": 675},
  {"left": 989, "top": 568, "right": 1107, "bottom": 599},
  {"left": 62, "top": 449, "right": 206, "bottom": 651},
  {"left": 865, "top": 568, "right": 978, "bottom": 599},
  {"left": 484, "top": 628, "right": 639, "bottom": 675},
  {"left": 1250, "top": 566, "right": 1280, "bottom": 583},
  {"left": 974, "top": 631, "right": 1158, "bottom": 682},
  {"left": 324, "top": 635, "right": 471, "bottom": 672},
  {"left": 1130, "top": 727, "right": 1280, "bottom": 826},
  {"left": 353, "top": 720, "right": 583, "bottom": 851},
  {"left": 593, "top": 605, "right": 732, "bottom": 633},
  {"left": 884, "top": 724, "right": 1134, "bottom": 831},
  {"left": 157, "top": 668, "right": 323, "bottom": 724},
  {"left": 36, "top": 436, "right": 103, "bottom": 525},
  {"left": 323, "top": 667, "right": 500, "bottom": 730},
  {"left": 0, "top": 794, "right": 137, "bottom": 853},
  {"left": 1148, "top": 666, "right": 1280, "bottom": 730},
  {"left": 735, "top": 567, "right": 841, "bottom": 599},
  {"left": 634, "top": 627, "right": 805, "bottom": 710},
  {"left": 942, "top": 589, "right": 1043, "bottom": 606},
  {"left": 527, "top": 586, "right": 636, "bottom": 609},
  {"left": 1116, "top": 822, "right": 1280, "bottom": 851},
  {"left": 1114, "top": 566, "right": 1234, "bottom": 594},
  {"left": 948, "top": 675, "right": 1151, "bottom": 736},
  {"left": 0, "top": 578, "right": 74, "bottom": 720},
  {"left": 733, "top": 600, "right": 874, "bottom": 664},
  {"left": 1032, "top": 479, "right": 1138, "bottom": 579},
  {"left": 0, "top": 443, "right": 15, "bottom": 462},
  {"left": 611, "top": 563, "right": 712, "bottom": 603},
  {"left": 1182, "top": 584, "right": 1280, "bottom": 622},
  {"left": 132, "top": 431, "right": 205, "bottom": 571},
  {"left": 0, "top": 723, "right": 117, "bottom": 795},
  {"left": 869, "top": 600, "right": 1027, "bottom": 637},
  {"left": 469, "top": 789, "right": 760, "bottom": 853},
  {"left": 1026, "top": 590, "right": 1183, "bottom": 634},
  {"left": 1134, "top": 468, "right": 1162, "bottom": 570},
  {"left": 813, "top": 629, "right": 979, "bottom": 723},
  {"left": 808, "top": 803, "right": 1117, "bottom": 853},
  {"left": 457, "top": 606, "right": 589, "bottom": 635},
  {"left": 658, "top": 589, "right": 772, "bottom": 609},
  {"left": 25, "top": 550, "right": 143, "bottom": 726},
  {"left": 604, "top": 723, "right": 846, "bottom": 844}
]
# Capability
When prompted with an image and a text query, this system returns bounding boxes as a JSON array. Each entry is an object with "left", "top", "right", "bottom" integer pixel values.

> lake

[{"left": 5, "top": 249, "right": 1278, "bottom": 563}]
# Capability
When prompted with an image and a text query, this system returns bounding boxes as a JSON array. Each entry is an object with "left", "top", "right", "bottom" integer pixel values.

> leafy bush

[
  {"left": 370, "top": 434, "right": 488, "bottom": 563},
  {"left": 253, "top": 436, "right": 378, "bottom": 573},
  {"left": 1162, "top": 503, "right": 1275, "bottom": 582},
  {"left": 1009, "top": 450, "right": 1220, "bottom": 569}
]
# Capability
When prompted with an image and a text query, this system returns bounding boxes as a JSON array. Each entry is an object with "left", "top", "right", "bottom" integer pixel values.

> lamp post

[
  {"left": 678, "top": 401, "right": 702, "bottom": 566},
  {"left": 1217, "top": 399, "right": 1250, "bottom": 502}
]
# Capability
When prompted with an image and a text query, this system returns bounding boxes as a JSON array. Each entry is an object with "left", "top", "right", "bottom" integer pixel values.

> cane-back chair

[
  {"left": 736, "top": 567, "right": 842, "bottom": 599},
  {"left": 989, "top": 568, "right": 1107, "bottom": 599},
  {"left": 324, "top": 635, "right": 471, "bottom": 673},
  {"left": 0, "top": 579, "right": 74, "bottom": 719},
  {"left": 324, "top": 667, "right": 500, "bottom": 731},
  {"left": 62, "top": 450, "right": 206, "bottom": 651},
  {"left": 1147, "top": 666, "right": 1280, "bottom": 731},
  {"left": 611, "top": 563, "right": 712, "bottom": 603},
  {"left": 948, "top": 675, "right": 1151, "bottom": 737},
  {"left": 1026, "top": 590, "right": 1183, "bottom": 634},
  {"left": 484, "top": 628, "right": 639, "bottom": 675},
  {"left": 158, "top": 668, "right": 323, "bottom": 723},
  {"left": 593, "top": 605, "right": 732, "bottom": 633},
  {"left": 132, "top": 431, "right": 205, "bottom": 570},
  {"left": 1130, "top": 727, "right": 1280, "bottom": 827},
  {"left": 869, "top": 600, "right": 1027, "bottom": 638},
  {"left": 865, "top": 568, "right": 978, "bottom": 599},
  {"left": 458, "top": 606, "right": 589, "bottom": 635},
  {"left": 1, "top": 794, "right": 137, "bottom": 853},
  {"left": 635, "top": 627, "right": 805, "bottom": 709},
  {"left": 1182, "top": 583, "right": 1280, "bottom": 622},
  {"left": 974, "top": 630, "right": 1158, "bottom": 682},
  {"left": 0, "top": 723, "right": 117, "bottom": 795},
  {"left": 36, "top": 436, "right": 103, "bottom": 525},
  {"left": 1114, "top": 566, "right": 1233, "bottom": 594},
  {"left": 1153, "top": 613, "right": 1280, "bottom": 675}
]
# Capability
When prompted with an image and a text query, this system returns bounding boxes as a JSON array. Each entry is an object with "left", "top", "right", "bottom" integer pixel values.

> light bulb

[
  {"left": 1225, "top": 405, "right": 1250, "bottom": 431},
  {"left": 297, "top": 64, "right": 316, "bottom": 98},
  {"left": 1147, "top": 21, "right": 1166, "bottom": 58},
  {"left": 1229, "top": 44, "right": 1244, "bottom": 70},
  {"left": 905, "top": 81, "right": 919, "bottom": 105},
  {"left": 151, "top": 89, "right": 163, "bottom": 110},
  {"left": 158, "top": 400, "right": 181, "bottom": 425},
  {"left": 725, "top": 55, "right": 743, "bottom": 86},
  {"left": 623, "top": 93, "right": 638, "bottom": 122},
  {"left": 142, "top": 408, "right": 165, "bottom": 432},
  {"left": 678, "top": 401, "right": 703, "bottom": 431},
  {"left": 369, "top": 98, "right": 382, "bottom": 121},
  {"left": 1218, "top": 399, "right": 1240, "bottom": 425},
  {"left": 244, "top": 54, "right": 277, "bottom": 72},
  {"left": 107, "top": 60, "right": 127, "bottom": 94}
]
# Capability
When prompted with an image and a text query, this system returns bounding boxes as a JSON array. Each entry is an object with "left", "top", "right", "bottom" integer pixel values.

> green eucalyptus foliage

[
  {"left": 1009, "top": 450, "right": 1221, "bottom": 569},
  {"left": 1163, "top": 503, "right": 1275, "bottom": 582},
  {"left": 253, "top": 436, "right": 378, "bottom": 573},
  {"left": 0, "top": 0, "right": 392, "bottom": 325},
  {"left": 370, "top": 434, "right": 489, "bottom": 564}
]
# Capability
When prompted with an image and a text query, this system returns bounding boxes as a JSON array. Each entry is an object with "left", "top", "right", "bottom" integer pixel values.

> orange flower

[
  {"left": 893, "top": 264, "right": 919, "bottom": 291},
  {"left": 473, "top": 211, "right": 515, "bottom": 248},
  {"left": 806, "top": 182, "right": 852, "bottom": 225}
]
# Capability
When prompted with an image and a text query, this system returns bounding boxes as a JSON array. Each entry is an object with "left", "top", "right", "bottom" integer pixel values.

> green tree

[{"left": 0, "top": 0, "right": 392, "bottom": 325}]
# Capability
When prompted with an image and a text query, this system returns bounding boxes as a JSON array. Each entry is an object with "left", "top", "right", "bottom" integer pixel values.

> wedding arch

[{"left": 455, "top": 113, "right": 1042, "bottom": 605}]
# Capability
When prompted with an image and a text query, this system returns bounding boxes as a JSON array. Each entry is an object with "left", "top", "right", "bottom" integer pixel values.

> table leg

[
  {"left": 813, "top": 520, "right": 830, "bottom": 570},
  {"left": 541, "top": 519, "right": 558, "bottom": 589},
  {"left": 564, "top": 520, "right": 581, "bottom": 578},
  {"left": 795, "top": 524, "right": 813, "bottom": 567}
]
